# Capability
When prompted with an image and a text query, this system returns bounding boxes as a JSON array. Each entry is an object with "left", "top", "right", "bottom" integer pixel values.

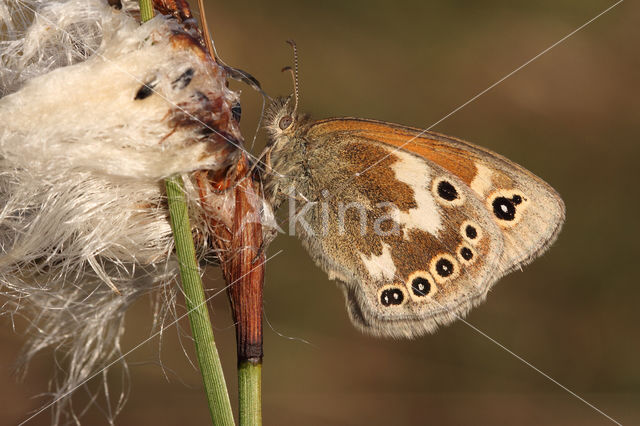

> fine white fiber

[{"left": 0, "top": 0, "right": 242, "bottom": 423}]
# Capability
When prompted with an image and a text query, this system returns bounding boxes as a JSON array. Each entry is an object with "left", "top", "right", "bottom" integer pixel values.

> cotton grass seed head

[{"left": 0, "top": 0, "right": 243, "bottom": 422}]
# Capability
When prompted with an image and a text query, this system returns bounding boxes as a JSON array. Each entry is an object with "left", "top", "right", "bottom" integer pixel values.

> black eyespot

[
  {"left": 134, "top": 81, "right": 156, "bottom": 100},
  {"left": 435, "top": 258, "right": 454, "bottom": 277},
  {"left": 512, "top": 195, "right": 523, "bottom": 205},
  {"left": 172, "top": 68, "right": 195, "bottom": 90},
  {"left": 492, "top": 196, "right": 517, "bottom": 221},
  {"left": 380, "top": 288, "right": 404, "bottom": 307},
  {"left": 460, "top": 247, "right": 473, "bottom": 261},
  {"left": 279, "top": 115, "right": 293, "bottom": 130},
  {"left": 437, "top": 180, "right": 458, "bottom": 201},
  {"left": 411, "top": 277, "right": 431, "bottom": 297},
  {"left": 465, "top": 225, "right": 478, "bottom": 240},
  {"left": 231, "top": 102, "right": 242, "bottom": 123}
]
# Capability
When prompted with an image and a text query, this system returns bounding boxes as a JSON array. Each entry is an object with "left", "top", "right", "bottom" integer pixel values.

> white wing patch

[
  {"left": 359, "top": 243, "right": 396, "bottom": 281},
  {"left": 390, "top": 150, "right": 442, "bottom": 238},
  {"left": 470, "top": 163, "right": 493, "bottom": 197}
]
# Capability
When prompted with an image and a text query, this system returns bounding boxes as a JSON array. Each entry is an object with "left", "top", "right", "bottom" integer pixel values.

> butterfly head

[
  {"left": 262, "top": 95, "right": 312, "bottom": 207},
  {"left": 264, "top": 95, "right": 300, "bottom": 141}
]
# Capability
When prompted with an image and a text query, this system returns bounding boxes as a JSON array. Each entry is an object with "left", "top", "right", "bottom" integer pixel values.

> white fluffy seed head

[{"left": 0, "top": 1, "right": 242, "bottom": 422}]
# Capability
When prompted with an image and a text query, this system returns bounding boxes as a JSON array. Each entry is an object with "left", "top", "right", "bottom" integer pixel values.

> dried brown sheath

[{"left": 228, "top": 168, "right": 264, "bottom": 362}]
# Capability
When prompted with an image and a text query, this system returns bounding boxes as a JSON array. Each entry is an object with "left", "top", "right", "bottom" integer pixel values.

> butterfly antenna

[{"left": 285, "top": 39, "right": 299, "bottom": 117}]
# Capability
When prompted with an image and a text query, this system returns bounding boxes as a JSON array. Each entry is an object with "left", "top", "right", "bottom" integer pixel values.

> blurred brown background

[{"left": 2, "top": 0, "right": 639, "bottom": 424}]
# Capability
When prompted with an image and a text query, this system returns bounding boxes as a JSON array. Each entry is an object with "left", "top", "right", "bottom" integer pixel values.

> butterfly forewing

[
  {"left": 309, "top": 118, "right": 566, "bottom": 279},
  {"left": 291, "top": 126, "right": 506, "bottom": 337}
]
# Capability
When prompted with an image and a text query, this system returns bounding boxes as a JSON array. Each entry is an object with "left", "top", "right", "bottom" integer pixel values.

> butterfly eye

[
  {"left": 460, "top": 220, "right": 482, "bottom": 245},
  {"left": 379, "top": 286, "right": 406, "bottom": 307},
  {"left": 405, "top": 271, "right": 437, "bottom": 302},
  {"left": 279, "top": 115, "right": 293, "bottom": 130},
  {"left": 489, "top": 191, "right": 528, "bottom": 226},
  {"left": 433, "top": 178, "right": 465, "bottom": 206},
  {"left": 457, "top": 244, "right": 476, "bottom": 265},
  {"left": 430, "top": 254, "right": 460, "bottom": 283}
]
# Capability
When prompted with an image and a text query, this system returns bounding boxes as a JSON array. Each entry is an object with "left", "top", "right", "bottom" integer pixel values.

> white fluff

[{"left": 0, "top": 1, "right": 240, "bottom": 423}]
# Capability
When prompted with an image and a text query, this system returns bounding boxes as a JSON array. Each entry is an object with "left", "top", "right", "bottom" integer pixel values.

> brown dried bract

[{"left": 153, "top": 0, "right": 193, "bottom": 21}]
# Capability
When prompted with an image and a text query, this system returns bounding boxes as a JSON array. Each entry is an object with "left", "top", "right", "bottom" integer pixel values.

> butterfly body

[{"left": 264, "top": 99, "right": 565, "bottom": 338}]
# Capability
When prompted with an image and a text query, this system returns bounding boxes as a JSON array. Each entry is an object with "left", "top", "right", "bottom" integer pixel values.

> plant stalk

[
  {"left": 238, "top": 361, "right": 262, "bottom": 426},
  {"left": 165, "top": 176, "right": 235, "bottom": 426},
  {"left": 139, "top": 0, "right": 154, "bottom": 22}
]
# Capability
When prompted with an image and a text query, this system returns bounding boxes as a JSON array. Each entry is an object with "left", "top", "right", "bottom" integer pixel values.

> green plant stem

[
  {"left": 139, "top": 0, "right": 154, "bottom": 22},
  {"left": 238, "top": 361, "right": 262, "bottom": 426},
  {"left": 165, "top": 176, "right": 235, "bottom": 426}
]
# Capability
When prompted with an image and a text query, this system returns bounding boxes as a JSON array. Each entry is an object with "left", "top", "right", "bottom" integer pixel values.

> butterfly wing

[
  {"left": 283, "top": 120, "right": 512, "bottom": 337},
  {"left": 308, "top": 118, "right": 566, "bottom": 279}
]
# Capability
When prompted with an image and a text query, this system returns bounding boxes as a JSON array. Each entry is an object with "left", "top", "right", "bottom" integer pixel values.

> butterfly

[{"left": 261, "top": 43, "right": 565, "bottom": 338}]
